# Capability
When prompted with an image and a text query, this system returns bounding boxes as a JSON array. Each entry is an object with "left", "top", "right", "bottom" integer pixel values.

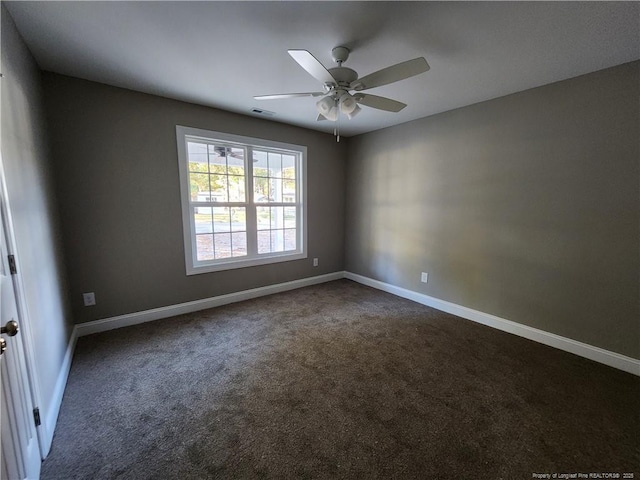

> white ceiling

[{"left": 6, "top": 1, "right": 640, "bottom": 137}]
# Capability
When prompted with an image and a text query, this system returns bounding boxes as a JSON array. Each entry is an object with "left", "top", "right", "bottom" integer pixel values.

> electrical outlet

[
  {"left": 421, "top": 272, "right": 429, "bottom": 283},
  {"left": 313, "top": 258, "right": 319, "bottom": 267},
  {"left": 83, "top": 292, "right": 96, "bottom": 306}
]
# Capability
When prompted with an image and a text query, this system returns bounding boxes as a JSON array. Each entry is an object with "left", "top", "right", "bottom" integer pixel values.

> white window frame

[{"left": 176, "top": 126, "right": 307, "bottom": 275}]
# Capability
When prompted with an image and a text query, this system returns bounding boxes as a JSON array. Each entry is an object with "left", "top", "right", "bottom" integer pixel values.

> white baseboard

[
  {"left": 68, "top": 268, "right": 638, "bottom": 383},
  {"left": 44, "top": 268, "right": 637, "bottom": 458},
  {"left": 76, "top": 271, "right": 345, "bottom": 337},
  {"left": 41, "top": 325, "right": 78, "bottom": 457},
  {"left": 344, "top": 271, "right": 640, "bottom": 376}
]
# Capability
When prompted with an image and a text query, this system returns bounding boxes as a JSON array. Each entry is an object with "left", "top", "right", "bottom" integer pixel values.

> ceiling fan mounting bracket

[{"left": 331, "top": 46, "right": 350, "bottom": 65}]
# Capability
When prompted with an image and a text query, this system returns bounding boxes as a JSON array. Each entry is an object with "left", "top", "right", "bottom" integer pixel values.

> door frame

[{"left": 0, "top": 151, "right": 48, "bottom": 460}]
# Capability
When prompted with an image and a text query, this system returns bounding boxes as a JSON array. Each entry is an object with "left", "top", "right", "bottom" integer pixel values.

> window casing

[{"left": 176, "top": 126, "right": 307, "bottom": 274}]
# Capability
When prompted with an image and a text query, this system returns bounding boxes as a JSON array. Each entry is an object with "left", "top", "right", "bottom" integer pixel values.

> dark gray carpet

[{"left": 42, "top": 280, "right": 639, "bottom": 479}]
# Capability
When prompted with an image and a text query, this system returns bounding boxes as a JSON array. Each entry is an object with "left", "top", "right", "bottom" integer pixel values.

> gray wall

[
  {"left": 346, "top": 62, "right": 639, "bottom": 359},
  {"left": 42, "top": 74, "right": 347, "bottom": 324},
  {"left": 1, "top": 4, "right": 73, "bottom": 445}
]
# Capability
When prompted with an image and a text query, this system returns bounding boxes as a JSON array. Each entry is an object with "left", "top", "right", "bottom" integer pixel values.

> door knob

[{"left": 1, "top": 320, "right": 19, "bottom": 337}]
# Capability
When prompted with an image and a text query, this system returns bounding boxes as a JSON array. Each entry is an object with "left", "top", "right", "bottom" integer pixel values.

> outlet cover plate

[{"left": 83, "top": 292, "right": 96, "bottom": 306}]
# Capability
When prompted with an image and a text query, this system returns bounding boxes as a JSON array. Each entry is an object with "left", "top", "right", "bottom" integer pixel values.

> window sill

[{"left": 186, "top": 252, "right": 307, "bottom": 275}]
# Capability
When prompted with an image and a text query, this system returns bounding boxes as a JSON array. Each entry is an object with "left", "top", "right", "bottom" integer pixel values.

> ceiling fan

[{"left": 254, "top": 46, "right": 430, "bottom": 122}]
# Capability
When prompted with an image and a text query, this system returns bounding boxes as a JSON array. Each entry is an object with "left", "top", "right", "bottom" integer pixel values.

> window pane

[
  {"left": 230, "top": 147, "right": 244, "bottom": 157},
  {"left": 208, "top": 145, "right": 227, "bottom": 174},
  {"left": 271, "top": 230, "right": 285, "bottom": 252},
  {"left": 190, "top": 173, "right": 209, "bottom": 200},
  {"left": 214, "top": 233, "right": 232, "bottom": 259},
  {"left": 196, "top": 234, "right": 214, "bottom": 261},
  {"left": 189, "top": 161, "right": 209, "bottom": 174},
  {"left": 227, "top": 151, "right": 245, "bottom": 176},
  {"left": 270, "top": 207, "right": 283, "bottom": 229},
  {"left": 213, "top": 207, "right": 230, "bottom": 233},
  {"left": 257, "top": 230, "right": 270, "bottom": 254},
  {"left": 188, "top": 142, "right": 208, "bottom": 171},
  {"left": 282, "top": 155, "right": 296, "bottom": 179},
  {"left": 284, "top": 229, "right": 296, "bottom": 251},
  {"left": 230, "top": 207, "right": 246, "bottom": 232},
  {"left": 228, "top": 175, "right": 245, "bottom": 202},
  {"left": 194, "top": 208, "right": 213, "bottom": 234},
  {"left": 256, "top": 207, "right": 270, "bottom": 230},
  {"left": 254, "top": 177, "right": 270, "bottom": 203},
  {"left": 209, "top": 164, "right": 226, "bottom": 175},
  {"left": 284, "top": 207, "right": 296, "bottom": 228},
  {"left": 210, "top": 174, "right": 228, "bottom": 202},
  {"left": 253, "top": 150, "right": 268, "bottom": 176},
  {"left": 268, "top": 152, "right": 282, "bottom": 176},
  {"left": 231, "top": 232, "right": 247, "bottom": 257},
  {"left": 283, "top": 180, "right": 296, "bottom": 203},
  {"left": 270, "top": 178, "right": 283, "bottom": 203}
]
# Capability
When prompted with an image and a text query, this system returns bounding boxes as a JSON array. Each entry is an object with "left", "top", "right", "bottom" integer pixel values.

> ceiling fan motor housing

[{"left": 328, "top": 67, "right": 358, "bottom": 85}]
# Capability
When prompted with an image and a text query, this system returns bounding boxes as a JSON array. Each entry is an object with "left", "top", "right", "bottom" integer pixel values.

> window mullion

[
  {"left": 245, "top": 146, "right": 258, "bottom": 256},
  {"left": 190, "top": 205, "right": 199, "bottom": 266},
  {"left": 206, "top": 145, "right": 216, "bottom": 260}
]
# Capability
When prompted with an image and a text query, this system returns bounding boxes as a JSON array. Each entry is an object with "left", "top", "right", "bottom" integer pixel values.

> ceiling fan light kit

[
  {"left": 346, "top": 104, "right": 361, "bottom": 120},
  {"left": 339, "top": 92, "right": 358, "bottom": 114},
  {"left": 316, "top": 96, "right": 338, "bottom": 121},
  {"left": 254, "top": 45, "right": 430, "bottom": 132}
]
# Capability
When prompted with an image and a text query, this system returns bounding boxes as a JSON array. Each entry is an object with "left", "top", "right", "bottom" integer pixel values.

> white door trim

[{"left": 0, "top": 152, "right": 49, "bottom": 459}]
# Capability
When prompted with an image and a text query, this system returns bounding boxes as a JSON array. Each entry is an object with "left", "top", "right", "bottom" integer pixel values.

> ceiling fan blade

[
  {"left": 352, "top": 57, "right": 430, "bottom": 91},
  {"left": 254, "top": 92, "right": 325, "bottom": 100},
  {"left": 355, "top": 94, "right": 407, "bottom": 112},
  {"left": 288, "top": 49, "right": 336, "bottom": 85}
]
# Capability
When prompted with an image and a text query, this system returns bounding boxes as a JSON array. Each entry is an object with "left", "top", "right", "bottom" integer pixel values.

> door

[{"left": 0, "top": 202, "right": 40, "bottom": 479}]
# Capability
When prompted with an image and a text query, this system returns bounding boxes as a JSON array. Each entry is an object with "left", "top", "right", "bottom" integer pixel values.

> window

[{"left": 176, "top": 126, "right": 307, "bottom": 274}]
